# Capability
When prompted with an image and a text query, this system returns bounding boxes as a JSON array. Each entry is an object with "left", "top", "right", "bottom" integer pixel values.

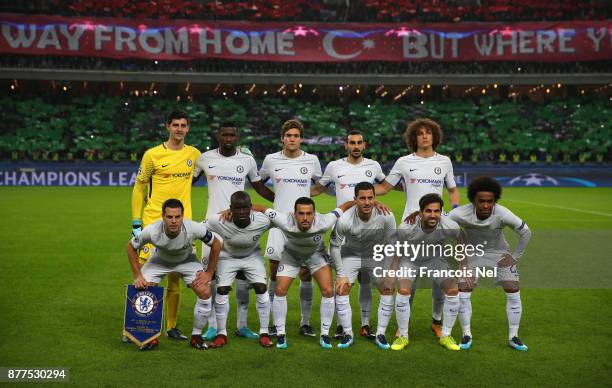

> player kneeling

[
  {"left": 208, "top": 191, "right": 274, "bottom": 348},
  {"left": 126, "top": 199, "right": 222, "bottom": 351},
  {"left": 448, "top": 177, "right": 532, "bottom": 351},
  {"left": 397, "top": 194, "right": 465, "bottom": 351}
]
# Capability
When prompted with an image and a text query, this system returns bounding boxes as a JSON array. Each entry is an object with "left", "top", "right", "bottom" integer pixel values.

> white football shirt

[
  {"left": 319, "top": 157, "right": 386, "bottom": 206},
  {"left": 263, "top": 208, "right": 342, "bottom": 258},
  {"left": 397, "top": 215, "right": 461, "bottom": 261},
  {"left": 448, "top": 204, "right": 530, "bottom": 259},
  {"left": 330, "top": 206, "right": 397, "bottom": 257},
  {"left": 259, "top": 151, "right": 322, "bottom": 213},
  {"left": 194, "top": 149, "right": 261, "bottom": 220},
  {"left": 131, "top": 220, "right": 213, "bottom": 263},
  {"left": 205, "top": 212, "right": 271, "bottom": 259},
  {"left": 385, "top": 153, "right": 456, "bottom": 220}
]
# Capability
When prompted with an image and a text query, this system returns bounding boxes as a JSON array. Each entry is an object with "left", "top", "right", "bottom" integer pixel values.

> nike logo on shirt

[
  {"left": 208, "top": 165, "right": 216, "bottom": 168},
  {"left": 161, "top": 164, "right": 169, "bottom": 168}
]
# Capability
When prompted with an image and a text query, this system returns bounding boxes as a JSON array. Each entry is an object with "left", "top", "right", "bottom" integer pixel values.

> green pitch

[{"left": 1, "top": 186, "right": 611, "bottom": 386}]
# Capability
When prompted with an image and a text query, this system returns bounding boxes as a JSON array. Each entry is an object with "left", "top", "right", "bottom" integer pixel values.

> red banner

[{"left": 0, "top": 14, "right": 610, "bottom": 62}]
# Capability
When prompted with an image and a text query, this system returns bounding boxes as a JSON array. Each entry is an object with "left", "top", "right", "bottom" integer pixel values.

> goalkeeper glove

[{"left": 132, "top": 220, "right": 143, "bottom": 238}]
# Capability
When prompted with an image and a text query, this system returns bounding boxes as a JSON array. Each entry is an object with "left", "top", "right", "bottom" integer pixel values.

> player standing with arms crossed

[
  {"left": 375, "top": 118, "right": 460, "bottom": 337},
  {"left": 129, "top": 110, "right": 201, "bottom": 342},
  {"left": 260, "top": 119, "right": 322, "bottom": 337},
  {"left": 311, "top": 130, "right": 386, "bottom": 339},
  {"left": 193, "top": 124, "right": 275, "bottom": 340}
]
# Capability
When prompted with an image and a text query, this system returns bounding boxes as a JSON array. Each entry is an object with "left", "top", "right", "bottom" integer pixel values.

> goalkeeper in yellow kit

[{"left": 127, "top": 110, "right": 201, "bottom": 341}]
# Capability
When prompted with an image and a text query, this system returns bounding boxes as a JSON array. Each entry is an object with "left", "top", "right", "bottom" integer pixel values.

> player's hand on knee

[
  {"left": 132, "top": 220, "right": 142, "bottom": 238},
  {"left": 134, "top": 275, "right": 148, "bottom": 289},
  {"left": 335, "top": 276, "right": 350, "bottom": 295},
  {"left": 404, "top": 211, "right": 419, "bottom": 224},
  {"left": 497, "top": 253, "right": 517, "bottom": 268},
  {"left": 195, "top": 270, "right": 212, "bottom": 285}
]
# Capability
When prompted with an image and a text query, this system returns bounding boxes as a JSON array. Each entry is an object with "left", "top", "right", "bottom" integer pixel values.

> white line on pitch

[{"left": 504, "top": 199, "right": 612, "bottom": 217}]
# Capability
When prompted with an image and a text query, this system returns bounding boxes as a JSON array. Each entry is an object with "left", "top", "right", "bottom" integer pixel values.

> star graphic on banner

[
  {"left": 362, "top": 39, "right": 375, "bottom": 49},
  {"left": 523, "top": 175, "right": 544, "bottom": 186}
]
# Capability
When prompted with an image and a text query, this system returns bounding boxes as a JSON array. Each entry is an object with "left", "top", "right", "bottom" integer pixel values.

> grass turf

[{"left": 0, "top": 187, "right": 611, "bottom": 386}]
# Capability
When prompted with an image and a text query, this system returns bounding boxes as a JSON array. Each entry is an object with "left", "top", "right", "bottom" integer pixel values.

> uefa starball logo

[{"left": 132, "top": 290, "right": 160, "bottom": 317}]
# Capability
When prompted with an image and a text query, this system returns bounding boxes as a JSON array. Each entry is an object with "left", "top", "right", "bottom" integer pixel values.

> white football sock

[
  {"left": 192, "top": 297, "right": 212, "bottom": 336},
  {"left": 506, "top": 291, "right": 522, "bottom": 339},
  {"left": 207, "top": 279, "right": 217, "bottom": 329},
  {"left": 255, "top": 292, "right": 271, "bottom": 335},
  {"left": 272, "top": 295, "right": 287, "bottom": 335},
  {"left": 236, "top": 279, "right": 250, "bottom": 330},
  {"left": 299, "top": 281, "right": 313, "bottom": 327},
  {"left": 320, "top": 296, "right": 335, "bottom": 336},
  {"left": 214, "top": 293, "right": 230, "bottom": 336},
  {"left": 441, "top": 294, "right": 459, "bottom": 337},
  {"left": 458, "top": 292, "right": 472, "bottom": 337},
  {"left": 376, "top": 295, "right": 394, "bottom": 336},
  {"left": 359, "top": 281, "right": 372, "bottom": 327},
  {"left": 431, "top": 282, "right": 445, "bottom": 321},
  {"left": 268, "top": 279, "right": 276, "bottom": 303},
  {"left": 395, "top": 294, "right": 411, "bottom": 338},
  {"left": 336, "top": 294, "right": 353, "bottom": 336}
]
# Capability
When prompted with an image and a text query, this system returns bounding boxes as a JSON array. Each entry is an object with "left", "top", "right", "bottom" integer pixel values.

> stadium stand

[{"left": 1, "top": 94, "right": 609, "bottom": 164}]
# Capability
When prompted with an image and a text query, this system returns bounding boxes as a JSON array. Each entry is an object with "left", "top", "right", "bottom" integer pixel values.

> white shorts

[
  {"left": 216, "top": 253, "right": 267, "bottom": 287},
  {"left": 264, "top": 227, "right": 286, "bottom": 262},
  {"left": 340, "top": 255, "right": 391, "bottom": 287},
  {"left": 276, "top": 250, "right": 330, "bottom": 278},
  {"left": 396, "top": 257, "right": 456, "bottom": 287},
  {"left": 459, "top": 251, "right": 520, "bottom": 284},
  {"left": 141, "top": 254, "right": 203, "bottom": 286}
]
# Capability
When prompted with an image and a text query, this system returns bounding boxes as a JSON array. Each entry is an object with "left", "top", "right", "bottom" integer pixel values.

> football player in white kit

[
  {"left": 126, "top": 199, "right": 222, "bottom": 351},
  {"left": 249, "top": 197, "right": 355, "bottom": 349},
  {"left": 259, "top": 119, "right": 322, "bottom": 337},
  {"left": 193, "top": 124, "right": 275, "bottom": 341},
  {"left": 311, "top": 130, "right": 386, "bottom": 340},
  {"left": 205, "top": 191, "right": 275, "bottom": 349},
  {"left": 396, "top": 193, "right": 465, "bottom": 351},
  {"left": 448, "top": 177, "right": 532, "bottom": 351},
  {"left": 330, "top": 182, "right": 397, "bottom": 349},
  {"left": 375, "top": 118, "right": 460, "bottom": 337}
]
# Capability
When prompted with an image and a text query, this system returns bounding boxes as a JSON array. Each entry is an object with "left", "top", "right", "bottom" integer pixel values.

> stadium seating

[
  {"left": 1, "top": 0, "right": 609, "bottom": 22},
  {"left": 1, "top": 94, "right": 609, "bottom": 164}
]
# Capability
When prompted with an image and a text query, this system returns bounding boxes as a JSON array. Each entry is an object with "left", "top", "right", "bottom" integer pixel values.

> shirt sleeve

[
  {"left": 193, "top": 221, "right": 215, "bottom": 246},
  {"left": 318, "top": 162, "right": 334, "bottom": 188},
  {"left": 247, "top": 156, "right": 261, "bottom": 183},
  {"left": 193, "top": 154, "right": 205, "bottom": 180},
  {"left": 329, "top": 221, "right": 346, "bottom": 247},
  {"left": 317, "top": 208, "right": 344, "bottom": 231},
  {"left": 384, "top": 214, "right": 398, "bottom": 245},
  {"left": 259, "top": 155, "right": 271, "bottom": 182},
  {"left": 131, "top": 150, "right": 154, "bottom": 220},
  {"left": 264, "top": 209, "right": 291, "bottom": 231},
  {"left": 311, "top": 156, "right": 323, "bottom": 183},
  {"left": 385, "top": 159, "right": 402, "bottom": 186},
  {"left": 374, "top": 161, "right": 386, "bottom": 183},
  {"left": 444, "top": 158, "right": 457, "bottom": 189},
  {"left": 499, "top": 206, "right": 531, "bottom": 260}
]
